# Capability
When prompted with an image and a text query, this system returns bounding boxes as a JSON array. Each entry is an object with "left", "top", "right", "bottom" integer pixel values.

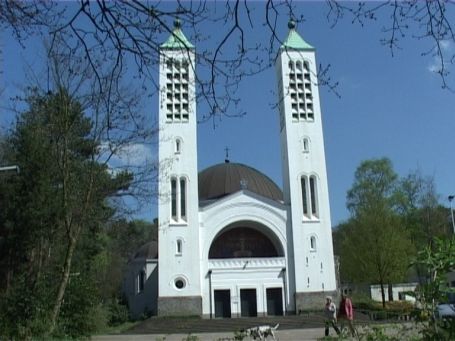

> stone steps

[{"left": 127, "top": 314, "right": 334, "bottom": 334}]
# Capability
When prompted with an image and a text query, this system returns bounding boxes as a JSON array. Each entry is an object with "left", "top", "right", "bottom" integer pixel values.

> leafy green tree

[
  {"left": 340, "top": 158, "right": 414, "bottom": 307},
  {"left": 411, "top": 237, "right": 455, "bottom": 339},
  {"left": 398, "top": 171, "right": 451, "bottom": 249},
  {"left": 0, "top": 88, "right": 132, "bottom": 338}
]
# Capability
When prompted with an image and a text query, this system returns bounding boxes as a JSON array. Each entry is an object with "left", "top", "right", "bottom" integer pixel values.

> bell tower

[
  {"left": 157, "top": 19, "right": 202, "bottom": 315},
  {"left": 276, "top": 21, "right": 337, "bottom": 311}
]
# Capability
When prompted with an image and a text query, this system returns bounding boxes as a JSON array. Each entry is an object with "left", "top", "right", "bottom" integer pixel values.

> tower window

[
  {"left": 301, "top": 176, "right": 309, "bottom": 217},
  {"left": 171, "top": 178, "right": 177, "bottom": 220},
  {"left": 288, "top": 61, "right": 294, "bottom": 71},
  {"left": 301, "top": 175, "right": 319, "bottom": 219},
  {"left": 170, "top": 176, "right": 188, "bottom": 223},
  {"left": 310, "top": 176, "right": 318, "bottom": 216},
  {"left": 310, "top": 236, "right": 317, "bottom": 251},
  {"left": 175, "top": 139, "right": 181, "bottom": 154},
  {"left": 166, "top": 59, "right": 172, "bottom": 70},
  {"left": 176, "top": 239, "right": 183, "bottom": 255},
  {"left": 180, "top": 178, "right": 186, "bottom": 220},
  {"left": 303, "top": 138, "right": 309, "bottom": 153}
]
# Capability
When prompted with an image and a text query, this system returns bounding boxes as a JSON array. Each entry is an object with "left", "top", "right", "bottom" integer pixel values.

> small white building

[
  {"left": 370, "top": 283, "right": 418, "bottom": 303},
  {"left": 123, "top": 242, "right": 159, "bottom": 319},
  {"left": 125, "top": 20, "right": 338, "bottom": 318}
]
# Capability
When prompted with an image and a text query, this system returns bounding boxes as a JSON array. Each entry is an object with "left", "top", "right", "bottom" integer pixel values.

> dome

[
  {"left": 198, "top": 162, "right": 283, "bottom": 202},
  {"left": 133, "top": 241, "right": 158, "bottom": 259}
]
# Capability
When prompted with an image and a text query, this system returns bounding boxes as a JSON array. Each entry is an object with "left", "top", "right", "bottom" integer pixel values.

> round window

[{"left": 175, "top": 278, "right": 186, "bottom": 290}]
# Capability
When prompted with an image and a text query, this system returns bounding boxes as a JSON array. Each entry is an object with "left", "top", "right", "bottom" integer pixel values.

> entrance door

[
  {"left": 240, "top": 289, "right": 257, "bottom": 317},
  {"left": 266, "top": 288, "right": 283, "bottom": 316},
  {"left": 214, "top": 290, "right": 231, "bottom": 318}
]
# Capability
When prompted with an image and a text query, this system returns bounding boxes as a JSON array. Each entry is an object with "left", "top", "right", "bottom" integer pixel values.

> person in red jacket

[{"left": 338, "top": 293, "right": 357, "bottom": 337}]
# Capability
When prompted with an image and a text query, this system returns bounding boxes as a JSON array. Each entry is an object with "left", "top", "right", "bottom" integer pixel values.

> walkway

[{"left": 93, "top": 313, "right": 379, "bottom": 341}]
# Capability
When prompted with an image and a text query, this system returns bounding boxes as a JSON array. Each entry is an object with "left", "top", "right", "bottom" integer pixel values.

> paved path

[
  {"left": 93, "top": 327, "right": 329, "bottom": 340},
  {"left": 93, "top": 313, "right": 376, "bottom": 341}
]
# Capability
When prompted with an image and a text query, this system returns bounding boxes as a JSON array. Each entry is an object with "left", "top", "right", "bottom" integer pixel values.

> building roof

[
  {"left": 198, "top": 162, "right": 283, "bottom": 202},
  {"left": 161, "top": 19, "right": 194, "bottom": 49},
  {"left": 133, "top": 241, "right": 158, "bottom": 260},
  {"left": 281, "top": 20, "right": 314, "bottom": 51}
]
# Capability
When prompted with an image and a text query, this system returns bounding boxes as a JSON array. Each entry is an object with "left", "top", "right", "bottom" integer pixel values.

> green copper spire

[
  {"left": 161, "top": 19, "right": 194, "bottom": 49},
  {"left": 281, "top": 20, "right": 314, "bottom": 51}
]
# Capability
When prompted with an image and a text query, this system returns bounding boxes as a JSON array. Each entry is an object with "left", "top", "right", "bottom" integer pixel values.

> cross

[{"left": 224, "top": 147, "right": 230, "bottom": 163}]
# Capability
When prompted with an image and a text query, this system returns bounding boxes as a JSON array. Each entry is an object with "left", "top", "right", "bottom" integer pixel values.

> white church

[{"left": 123, "top": 19, "right": 338, "bottom": 319}]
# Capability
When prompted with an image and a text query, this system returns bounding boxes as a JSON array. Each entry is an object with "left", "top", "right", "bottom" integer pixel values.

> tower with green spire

[
  {"left": 158, "top": 19, "right": 202, "bottom": 316},
  {"left": 276, "top": 20, "right": 338, "bottom": 311}
]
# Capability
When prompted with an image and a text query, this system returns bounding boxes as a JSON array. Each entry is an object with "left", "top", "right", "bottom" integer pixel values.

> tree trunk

[
  {"left": 380, "top": 282, "right": 386, "bottom": 308},
  {"left": 388, "top": 283, "right": 394, "bottom": 302},
  {"left": 5, "top": 248, "right": 14, "bottom": 294},
  {"left": 47, "top": 230, "right": 79, "bottom": 335}
]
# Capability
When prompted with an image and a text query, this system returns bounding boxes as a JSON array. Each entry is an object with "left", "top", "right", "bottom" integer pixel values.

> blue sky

[{"left": 1, "top": 2, "right": 455, "bottom": 226}]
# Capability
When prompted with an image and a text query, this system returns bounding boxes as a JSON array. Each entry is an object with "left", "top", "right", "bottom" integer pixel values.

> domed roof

[
  {"left": 133, "top": 241, "right": 158, "bottom": 259},
  {"left": 198, "top": 162, "right": 283, "bottom": 202}
]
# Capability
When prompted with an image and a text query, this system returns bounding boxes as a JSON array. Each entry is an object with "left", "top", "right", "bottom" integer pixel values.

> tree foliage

[
  {"left": 337, "top": 158, "right": 453, "bottom": 308},
  {"left": 0, "top": 88, "right": 134, "bottom": 338},
  {"left": 411, "top": 237, "right": 455, "bottom": 339},
  {"left": 340, "top": 158, "right": 414, "bottom": 307}
]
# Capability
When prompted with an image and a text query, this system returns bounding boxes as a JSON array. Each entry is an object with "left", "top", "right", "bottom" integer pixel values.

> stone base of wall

[
  {"left": 295, "top": 290, "right": 339, "bottom": 313},
  {"left": 158, "top": 296, "right": 202, "bottom": 316}
]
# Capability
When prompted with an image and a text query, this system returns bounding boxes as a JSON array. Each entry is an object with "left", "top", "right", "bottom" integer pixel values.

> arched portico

[
  {"left": 204, "top": 217, "right": 287, "bottom": 318},
  {"left": 209, "top": 221, "right": 285, "bottom": 259}
]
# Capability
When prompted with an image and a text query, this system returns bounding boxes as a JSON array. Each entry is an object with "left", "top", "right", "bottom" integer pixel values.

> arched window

[
  {"left": 303, "top": 138, "right": 309, "bottom": 153},
  {"left": 301, "top": 175, "right": 319, "bottom": 218},
  {"left": 301, "top": 176, "right": 309, "bottom": 217},
  {"left": 303, "top": 61, "right": 310, "bottom": 71},
  {"left": 170, "top": 176, "right": 188, "bottom": 223},
  {"left": 138, "top": 270, "right": 146, "bottom": 293},
  {"left": 175, "top": 139, "right": 181, "bottom": 154},
  {"left": 288, "top": 61, "right": 294, "bottom": 71},
  {"left": 176, "top": 239, "right": 182, "bottom": 255},
  {"left": 310, "top": 236, "right": 317, "bottom": 251},
  {"left": 309, "top": 176, "right": 318, "bottom": 216},
  {"left": 180, "top": 178, "right": 186, "bottom": 220},
  {"left": 171, "top": 178, "right": 177, "bottom": 220}
]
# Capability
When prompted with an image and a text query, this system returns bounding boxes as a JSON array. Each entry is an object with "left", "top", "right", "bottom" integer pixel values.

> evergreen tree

[{"left": 0, "top": 88, "right": 132, "bottom": 338}]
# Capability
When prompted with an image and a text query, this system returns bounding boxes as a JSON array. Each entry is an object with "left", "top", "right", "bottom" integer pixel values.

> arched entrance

[
  {"left": 208, "top": 221, "right": 285, "bottom": 318},
  {"left": 209, "top": 227, "right": 282, "bottom": 259}
]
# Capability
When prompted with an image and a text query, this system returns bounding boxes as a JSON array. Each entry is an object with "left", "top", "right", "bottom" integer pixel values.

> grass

[{"left": 96, "top": 320, "right": 140, "bottom": 335}]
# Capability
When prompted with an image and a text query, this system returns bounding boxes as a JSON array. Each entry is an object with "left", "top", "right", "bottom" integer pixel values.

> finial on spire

[
  {"left": 174, "top": 18, "right": 181, "bottom": 29},
  {"left": 288, "top": 19, "right": 296, "bottom": 30}
]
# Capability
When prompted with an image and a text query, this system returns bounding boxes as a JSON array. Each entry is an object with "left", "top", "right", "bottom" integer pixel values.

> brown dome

[
  {"left": 198, "top": 162, "right": 283, "bottom": 202},
  {"left": 134, "top": 241, "right": 158, "bottom": 259}
]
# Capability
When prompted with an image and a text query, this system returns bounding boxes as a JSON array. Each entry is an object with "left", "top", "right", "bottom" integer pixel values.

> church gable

[{"left": 199, "top": 189, "right": 286, "bottom": 214}]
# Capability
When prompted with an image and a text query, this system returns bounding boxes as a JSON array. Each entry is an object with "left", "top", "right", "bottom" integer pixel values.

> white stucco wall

[{"left": 123, "top": 259, "right": 158, "bottom": 319}]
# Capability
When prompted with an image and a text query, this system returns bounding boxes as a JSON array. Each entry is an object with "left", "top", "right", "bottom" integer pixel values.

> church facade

[{"left": 124, "top": 20, "right": 337, "bottom": 319}]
